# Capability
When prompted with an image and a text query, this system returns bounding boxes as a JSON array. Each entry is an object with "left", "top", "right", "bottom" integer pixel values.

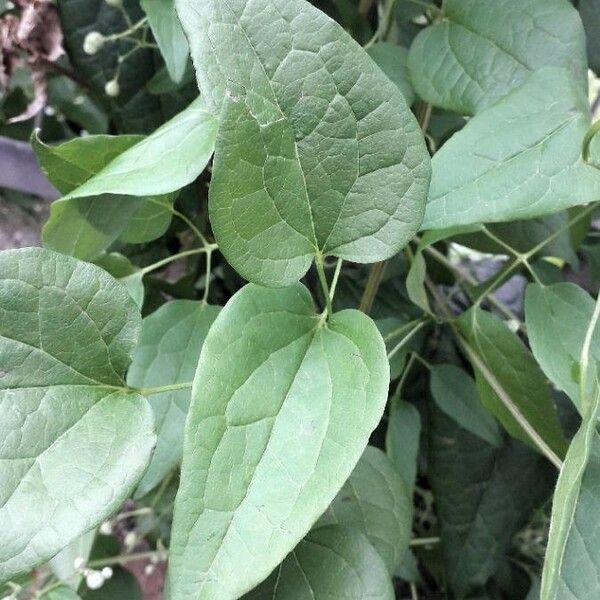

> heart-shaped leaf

[
  {"left": 177, "top": 0, "right": 431, "bottom": 286},
  {"left": 168, "top": 283, "right": 389, "bottom": 599},
  {"left": 0, "top": 247, "right": 155, "bottom": 582}
]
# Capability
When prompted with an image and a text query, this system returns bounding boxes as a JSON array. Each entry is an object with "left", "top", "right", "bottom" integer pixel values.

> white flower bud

[
  {"left": 105, "top": 0, "right": 122, "bottom": 6},
  {"left": 101, "top": 566, "right": 114, "bottom": 579},
  {"left": 85, "top": 570, "right": 105, "bottom": 590},
  {"left": 73, "top": 556, "right": 86, "bottom": 570},
  {"left": 144, "top": 563, "right": 155, "bottom": 576},
  {"left": 104, "top": 79, "right": 120, "bottom": 97},
  {"left": 124, "top": 531, "right": 137, "bottom": 550},
  {"left": 99, "top": 520, "right": 113, "bottom": 535},
  {"left": 83, "top": 31, "right": 105, "bottom": 55}
]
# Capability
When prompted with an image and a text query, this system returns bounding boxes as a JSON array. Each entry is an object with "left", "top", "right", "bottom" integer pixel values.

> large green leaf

[
  {"left": 36, "top": 96, "right": 217, "bottom": 260},
  {"left": 244, "top": 525, "right": 394, "bottom": 599},
  {"left": 168, "top": 283, "right": 389, "bottom": 599},
  {"left": 127, "top": 300, "right": 220, "bottom": 498},
  {"left": 407, "top": 0, "right": 587, "bottom": 115},
  {"left": 141, "top": 0, "right": 189, "bottom": 83},
  {"left": 430, "top": 364, "right": 503, "bottom": 447},
  {"left": 421, "top": 68, "right": 600, "bottom": 230},
  {"left": 0, "top": 248, "right": 155, "bottom": 582},
  {"left": 457, "top": 307, "right": 567, "bottom": 462},
  {"left": 429, "top": 407, "right": 555, "bottom": 598},
  {"left": 319, "top": 446, "right": 412, "bottom": 574},
  {"left": 526, "top": 283, "right": 600, "bottom": 410},
  {"left": 177, "top": 0, "right": 431, "bottom": 286}
]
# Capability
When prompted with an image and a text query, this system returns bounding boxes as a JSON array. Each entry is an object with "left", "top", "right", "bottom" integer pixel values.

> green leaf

[
  {"left": 407, "top": 0, "right": 587, "bottom": 115},
  {"left": 541, "top": 373, "right": 600, "bottom": 600},
  {"left": 578, "top": 0, "right": 600, "bottom": 73},
  {"left": 168, "top": 283, "right": 389, "bottom": 599},
  {"left": 525, "top": 283, "right": 600, "bottom": 410},
  {"left": 141, "top": 0, "right": 189, "bottom": 83},
  {"left": 429, "top": 407, "right": 555, "bottom": 598},
  {"left": 456, "top": 307, "right": 568, "bottom": 462},
  {"left": 36, "top": 96, "right": 217, "bottom": 260},
  {"left": 385, "top": 399, "right": 421, "bottom": 491},
  {"left": 244, "top": 525, "right": 394, "bottom": 600},
  {"left": 319, "top": 446, "right": 412, "bottom": 574},
  {"left": 40, "top": 586, "right": 82, "bottom": 600},
  {"left": 59, "top": 95, "right": 217, "bottom": 198},
  {"left": 127, "top": 300, "right": 221, "bottom": 498},
  {"left": 421, "top": 68, "right": 600, "bottom": 230},
  {"left": 430, "top": 364, "right": 503, "bottom": 447},
  {"left": 541, "top": 293, "right": 600, "bottom": 599},
  {"left": 178, "top": 0, "right": 431, "bottom": 286},
  {"left": 367, "top": 42, "right": 415, "bottom": 106},
  {"left": 406, "top": 251, "right": 431, "bottom": 313},
  {"left": 0, "top": 247, "right": 155, "bottom": 582}
]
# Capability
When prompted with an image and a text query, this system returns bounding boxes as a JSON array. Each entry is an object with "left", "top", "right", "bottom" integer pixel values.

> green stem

[
  {"left": 202, "top": 248, "right": 214, "bottom": 305},
  {"left": 121, "top": 247, "right": 213, "bottom": 282},
  {"left": 315, "top": 254, "right": 333, "bottom": 318},
  {"left": 387, "top": 321, "right": 427, "bottom": 361},
  {"left": 359, "top": 261, "right": 386, "bottom": 314},
  {"left": 136, "top": 382, "right": 193, "bottom": 396},
  {"left": 383, "top": 318, "right": 425, "bottom": 342},
  {"left": 579, "top": 291, "right": 600, "bottom": 406},
  {"left": 410, "top": 536, "right": 440, "bottom": 547},
  {"left": 88, "top": 550, "right": 166, "bottom": 569},
  {"left": 169, "top": 206, "right": 211, "bottom": 247},
  {"left": 582, "top": 118, "right": 600, "bottom": 165},
  {"left": 329, "top": 258, "right": 343, "bottom": 302}
]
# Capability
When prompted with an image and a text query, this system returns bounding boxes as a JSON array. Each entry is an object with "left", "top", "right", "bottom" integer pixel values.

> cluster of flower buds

[{"left": 73, "top": 557, "right": 114, "bottom": 591}]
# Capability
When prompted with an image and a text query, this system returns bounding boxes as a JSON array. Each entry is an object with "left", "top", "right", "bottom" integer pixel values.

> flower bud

[
  {"left": 101, "top": 567, "right": 114, "bottom": 580},
  {"left": 105, "top": 0, "right": 122, "bottom": 6},
  {"left": 83, "top": 31, "right": 105, "bottom": 55},
  {"left": 85, "top": 570, "right": 105, "bottom": 590},
  {"left": 104, "top": 79, "right": 120, "bottom": 97}
]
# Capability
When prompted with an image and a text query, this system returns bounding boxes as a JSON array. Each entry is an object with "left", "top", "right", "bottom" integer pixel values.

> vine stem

[
  {"left": 315, "top": 253, "right": 333, "bottom": 318},
  {"left": 359, "top": 260, "right": 386, "bottom": 314},
  {"left": 120, "top": 246, "right": 216, "bottom": 282},
  {"left": 88, "top": 550, "right": 166, "bottom": 569},
  {"left": 136, "top": 382, "right": 193, "bottom": 396},
  {"left": 387, "top": 320, "right": 427, "bottom": 360},
  {"left": 579, "top": 291, "right": 600, "bottom": 406}
]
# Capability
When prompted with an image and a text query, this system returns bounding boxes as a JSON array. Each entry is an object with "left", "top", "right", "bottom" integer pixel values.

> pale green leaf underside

[
  {"left": 141, "top": 0, "right": 189, "bottom": 83},
  {"left": 36, "top": 96, "right": 217, "bottom": 260},
  {"left": 168, "top": 283, "right": 389, "bottom": 600},
  {"left": 430, "top": 364, "right": 503, "bottom": 447},
  {"left": 542, "top": 372, "right": 600, "bottom": 600},
  {"left": 127, "top": 300, "right": 220, "bottom": 498},
  {"left": 421, "top": 68, "right": 600, "bottom": 230},
  {"left": 526, "top": 283, "right": 600, "bottom": 411},
  {"left": 367, "top": 42, "right": 415, "bottom": 106},
  {"left": 0, "top": 248, "right": 155, "bottom": 582},
  {"left": 177, "top": 0, "right": 431, "bottom": 286},
  {"left": 408, "top": 0, "right": 587, "bottom": 115},
  {"left": 457, "top": 307, "right": 567, "bottom": 459},
  {"left": 60, "top": 95, "right": 217, "bottom": 199},
  {"left": 318, "top": 446, "right": 412, "bottom": 574},
  {"left": 244, "top": 525, "right": 394, "bottom": 599}
]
